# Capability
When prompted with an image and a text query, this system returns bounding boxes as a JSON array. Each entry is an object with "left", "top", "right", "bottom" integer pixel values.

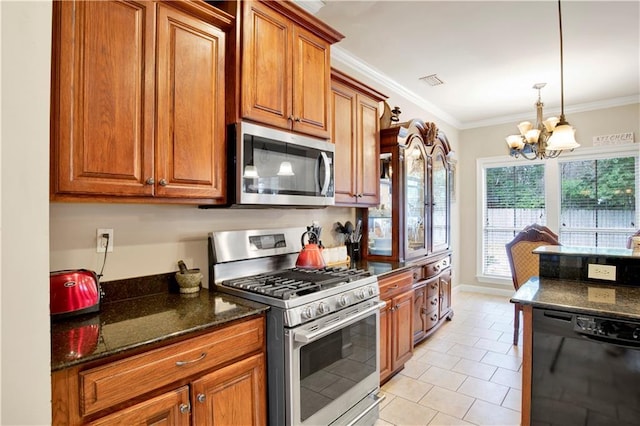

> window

[
  {"left": 482, "top": 163, "right": 546, "bottom": 277},
  {"left": 478, "top": 145, "right": 639, "bottom": 282},
  {"left": 560, "top": 155, "right": 637, "bottom": 247}
]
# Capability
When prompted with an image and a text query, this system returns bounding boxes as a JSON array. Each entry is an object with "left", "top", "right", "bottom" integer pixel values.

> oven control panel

[{"left": 286, "top": 284, "right": 380, "bottom": 326}]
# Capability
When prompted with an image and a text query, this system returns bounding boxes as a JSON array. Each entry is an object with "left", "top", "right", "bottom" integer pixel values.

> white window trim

[{"left": 476, "top": 143, "right": 639, "bottom": 284}]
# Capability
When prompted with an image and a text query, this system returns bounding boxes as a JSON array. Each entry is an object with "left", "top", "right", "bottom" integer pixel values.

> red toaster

[{"left": 50, "top": 269, "right": 101, "bottom": 319}]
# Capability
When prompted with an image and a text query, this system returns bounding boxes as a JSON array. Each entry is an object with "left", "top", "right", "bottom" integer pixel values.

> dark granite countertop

[
  {"left": 511, "top": 277, "right": 640, "bottom": 321},
  {"left": 51, "top": 289, "right": 269, "bottom": 372},
  {"left": 534, "top": 245, "right": 640, "bottom": 259}
]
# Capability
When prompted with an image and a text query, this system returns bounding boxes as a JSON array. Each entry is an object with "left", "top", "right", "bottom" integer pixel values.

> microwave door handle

[{"left": 319, "top": 152, "right": 330, "bottom": 195}]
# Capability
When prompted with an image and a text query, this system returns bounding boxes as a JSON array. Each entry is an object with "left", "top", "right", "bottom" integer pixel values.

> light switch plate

[{"left": 587, "top": 264, "right": 616, "bottom": 281}]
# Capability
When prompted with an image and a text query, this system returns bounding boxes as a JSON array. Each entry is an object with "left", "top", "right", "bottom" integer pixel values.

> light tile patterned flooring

[{"left": 376, "top": 291, "right": 523, "bottom": 426}]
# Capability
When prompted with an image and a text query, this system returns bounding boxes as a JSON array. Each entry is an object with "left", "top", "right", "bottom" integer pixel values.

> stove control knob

[
  {"left": 339, "top": 294, "right": 350, "bottom": 307},
  {"left": 302, "top": 305, "right": 315, "bottom": 320},
  {"left": 356, "top": 288, "right": 367, "bottom": 300},
  {"left": 367, "top": 286, "right": 376, "bottom": 297},
  {"left": 318, "top": 302, "right": 330, "bottom": 315}
]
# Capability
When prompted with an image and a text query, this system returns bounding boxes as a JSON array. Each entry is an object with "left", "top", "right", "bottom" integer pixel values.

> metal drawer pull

[
  {"left": 175, "top": 352, "right": 207, "bottom": 366},
  {"left": 387, "top": 285, "right": 399, "bottom": 291},
  {"left": 197, "top": 394, "right": 206, "bottom": 403}
]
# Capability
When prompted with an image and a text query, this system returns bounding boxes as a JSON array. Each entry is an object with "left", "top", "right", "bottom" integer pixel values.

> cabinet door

[
  {"left": 430, "top": 147, "right": 450, "bottom": 252},
  {"left": 404, "top": 137, "right": 428, "bottom": 259},
  {"left": 392, "top": 290, "right": 414, "bottom": 370},
  {"left": 413, "top": 283, "right": 427, "bottom": 344},
  {"left": 291, "top": 25, "right": 331, "bottom": 138},
  {"left": 241, "top": 2, "right": 292, "bottom": 130},
  {"left": 439, "top": 269, "right": 452, "bottom": 319},
  {"left": 52, "top": 0, "right": 155, "bottom": 197},
  {"left": 87, "top": 386, "right": 190, "bottom": 426},
  {"left": 331, "top": 82, "right": 358, "bottom": 204},
  {"left": 379, "top": 299, "right": 392, "bottom": 382},
  {"left": 192, "top": 352, "right": 267, "bottom": 426},
  {"left": 156, "top": 4, "right": 226, "bottom": 200},
  {"left": 356, "top": 93, "right": 381, "bottom": 205}
]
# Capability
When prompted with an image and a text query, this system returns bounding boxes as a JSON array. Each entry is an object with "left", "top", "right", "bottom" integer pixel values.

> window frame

[{"left": 476, "top": 143, "right": 639, "bottom": 286}]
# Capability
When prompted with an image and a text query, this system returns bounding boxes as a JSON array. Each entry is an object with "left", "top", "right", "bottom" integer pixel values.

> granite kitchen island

[{"left": 512, "top": 246, "right": 640, "bottom": 426}]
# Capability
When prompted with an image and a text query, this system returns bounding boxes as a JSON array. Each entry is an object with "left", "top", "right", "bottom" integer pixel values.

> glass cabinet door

[
  {"left": 431, "top": 150, "right": 449, "bottom": 251},
  {"left": 367, "top": 154, "right": 393, "bottom": 257},
  {"left": 404, "top": 138, "right": 427, "bottom": 257}
]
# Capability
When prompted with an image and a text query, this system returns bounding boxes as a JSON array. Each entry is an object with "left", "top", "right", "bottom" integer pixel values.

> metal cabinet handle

[
  {"left": 159, "top": 178, "right": 167, "bottom": 186},
  {"left": 179, "top": 403, "right": 190, "bottom": 414},
  {"left": 197, "top": 394, "right": 206, "bottom": 403},
  {"left": 175, "top": 352, "right": 207, "bottom": 366},
  {"left": 294, "top": 117, "right": 301, "bottom": 122},
  {"left": 430, "top": 299, "right": 438, "bottom": 306},
  {"left": 430, "top": 314, "right": 438, "bottom": 321},
  {"left": 145, "top": 177, "right": 155, "bottom": 185}
]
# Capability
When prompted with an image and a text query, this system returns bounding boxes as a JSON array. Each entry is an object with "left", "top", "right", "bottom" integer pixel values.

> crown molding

[{"left": 331, "top": 46, "right": 461, "bottom": 129}]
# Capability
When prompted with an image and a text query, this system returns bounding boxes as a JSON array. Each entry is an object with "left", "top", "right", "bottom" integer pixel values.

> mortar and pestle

[{"left": 175, "top": 260, "right": 203, "bottom": 294}]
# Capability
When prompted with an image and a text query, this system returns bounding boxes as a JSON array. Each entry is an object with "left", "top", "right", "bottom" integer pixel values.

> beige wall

[
  {"left": 50, "top": 203, "right": 355, "bottom": 285},
  {"left": 1, "top": 1, "right": 52, "bottom": 424},
  {"left": 458, "top": 103, "right": 640, "bottom": 292}
]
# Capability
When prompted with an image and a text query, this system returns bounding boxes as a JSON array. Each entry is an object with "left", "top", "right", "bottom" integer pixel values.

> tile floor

[{"left": 376, "top": 291, "right": 523, "bottom": 426}]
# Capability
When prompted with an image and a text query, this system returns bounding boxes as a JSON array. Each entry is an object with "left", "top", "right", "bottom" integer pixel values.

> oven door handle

[{"left": 294, "top": 301, "right": 386, "bottom": 344}]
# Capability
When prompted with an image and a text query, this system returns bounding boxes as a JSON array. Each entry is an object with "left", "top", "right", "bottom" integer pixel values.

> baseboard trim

[{"left": 453, "top": 284, "right": 515, "bottom": 298}]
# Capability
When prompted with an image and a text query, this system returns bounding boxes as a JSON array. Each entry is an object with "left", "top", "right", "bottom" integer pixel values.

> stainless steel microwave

[{"left": 228, "top": 121, "right": 335, "bottom": 207}]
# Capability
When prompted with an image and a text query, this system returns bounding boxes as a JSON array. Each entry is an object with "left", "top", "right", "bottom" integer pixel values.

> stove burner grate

[{"left": 222, "top": 266, "right": 370, "bottom": 300}]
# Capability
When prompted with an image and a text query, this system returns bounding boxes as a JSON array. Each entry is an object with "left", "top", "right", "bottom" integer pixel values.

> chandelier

[{"left": 506, "top": 0, "right": 580, "bottom": 160}]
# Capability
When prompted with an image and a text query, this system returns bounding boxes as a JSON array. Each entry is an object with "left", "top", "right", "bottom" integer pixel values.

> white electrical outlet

[
  {"left": 587, "top": 264, "right": 616, "bottom": 281},
  {"left": 97, "top": 228, "right": 114, "bottom": 253}
]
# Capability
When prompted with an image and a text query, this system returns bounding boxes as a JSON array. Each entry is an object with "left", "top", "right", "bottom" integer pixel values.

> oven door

[{"left": 285, "top": 299, "right": 385, "bottom": 426}]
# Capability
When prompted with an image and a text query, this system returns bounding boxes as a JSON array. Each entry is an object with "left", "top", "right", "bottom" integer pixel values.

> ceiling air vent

[{"left": 419, "top": 74, "right": 444, "bottom": 86}]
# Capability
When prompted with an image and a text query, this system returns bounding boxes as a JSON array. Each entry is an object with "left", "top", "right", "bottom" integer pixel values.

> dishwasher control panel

[{"left": 575, "top": 315, "right": 640, "bottom": 343}]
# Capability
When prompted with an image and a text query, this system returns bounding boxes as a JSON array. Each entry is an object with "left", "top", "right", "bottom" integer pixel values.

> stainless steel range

[{"left": 209, "top": 227, "right": 384, "bottom": 426}]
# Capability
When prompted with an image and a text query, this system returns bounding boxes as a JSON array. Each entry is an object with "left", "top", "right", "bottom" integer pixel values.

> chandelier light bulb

[{"left": 546, "top": 123, "right": 580, "bottom": 150}]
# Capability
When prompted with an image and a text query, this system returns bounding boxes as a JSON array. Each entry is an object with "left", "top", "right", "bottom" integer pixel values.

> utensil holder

[{"left": 346, "top": 241, "right": 360, "bottom": 262}]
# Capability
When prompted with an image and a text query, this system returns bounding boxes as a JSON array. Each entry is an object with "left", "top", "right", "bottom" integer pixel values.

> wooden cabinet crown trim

[
  {"left": 331, "top": 68, "right": 387, "bottom": 102},
  {"left": 258, "top": 0, "right": 344, "bottom": 43}
]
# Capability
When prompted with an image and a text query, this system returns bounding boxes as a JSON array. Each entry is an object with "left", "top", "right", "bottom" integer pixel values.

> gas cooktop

[{"left": 221, "top": 266, "right": 371, "bottom": 300}]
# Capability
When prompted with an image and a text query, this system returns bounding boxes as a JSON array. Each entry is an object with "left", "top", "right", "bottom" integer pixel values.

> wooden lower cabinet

[
  {"left": 52, "top": 316, "right": 266, "bottom": 425},
  {"left": 87, "top": 387, "right": 190, "bottom": 426},
  {"left": 192, "top": 353, "right": 266, "bottom": 426},
  {"left": 379, "top": 270, "right": 414, "bottom": 384},
  {"left": 413, "top": 255, "right": 453, "bottom": 346}
]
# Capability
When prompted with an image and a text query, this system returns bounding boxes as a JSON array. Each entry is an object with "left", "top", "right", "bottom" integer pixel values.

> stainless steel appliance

[
  {"left": 228, "top": 121, "right": 335, "bottom": 207},
  {"left": 532, "top": 308, "right": 640, "bottom": 425},
  {"left": 209, "top": 228, "right": 384, "bottom": 426}
]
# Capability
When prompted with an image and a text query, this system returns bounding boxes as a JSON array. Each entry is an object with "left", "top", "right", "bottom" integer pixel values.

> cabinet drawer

[
  {"left": 425, "top": 295, "right": 439, "bottom": 313},
  {"left": 425, "top": 310, "right": 439, "bottom": 330},
  {"left": 423, "top": 256, "right": 451, "bottom": 278},
  {"left": 426, "top": 278, "right": 439, "bottom": 297},
  {"left": 80, "top": 317, "right": 264, "bottom": 416},
  {"left": 379, "top": 270, "right": 414, "bottom": 300}
]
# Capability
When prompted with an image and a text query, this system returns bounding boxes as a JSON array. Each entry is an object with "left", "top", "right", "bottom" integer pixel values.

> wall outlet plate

[
  {"left": 587, "top": 264, "right": 616, "bottom": 281},
  {"left": 97, "top": 228, "right": 114, "bottom": 253}
]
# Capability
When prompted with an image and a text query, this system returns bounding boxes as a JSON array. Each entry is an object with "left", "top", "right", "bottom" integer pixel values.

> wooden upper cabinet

[
  {"left": 52, "top": 0, "right": 155, "bottom": 197},
  {"left": 331, "top": 69, "right": 386, "bottom": 206},
  {"left": 236, "top": 0, "right": 342, "bottom": 138},
  {"left": 51, "top": 0, "right": 232, "bottom": 204},
  {"left": 156, "top": 3, "right": 226, "bottom": 199}
]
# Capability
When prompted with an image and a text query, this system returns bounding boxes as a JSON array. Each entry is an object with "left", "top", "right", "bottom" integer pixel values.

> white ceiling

[{"left": 308, "top": 1, "right": 640, "bottom": 129}]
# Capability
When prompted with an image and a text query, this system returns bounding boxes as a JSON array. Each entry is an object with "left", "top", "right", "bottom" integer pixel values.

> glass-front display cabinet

[{"left": 364, "top": 120, "right": 453, "bottom": 262}]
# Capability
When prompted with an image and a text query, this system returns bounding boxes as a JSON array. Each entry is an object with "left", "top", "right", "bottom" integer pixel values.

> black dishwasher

[{"left": 532, "top": 308, "right": 640, "bottom": 426}]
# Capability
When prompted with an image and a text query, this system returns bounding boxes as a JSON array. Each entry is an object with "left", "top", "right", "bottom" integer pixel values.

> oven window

[{"left": 298, "top": 315, "right": 377, "bottom": 421}]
